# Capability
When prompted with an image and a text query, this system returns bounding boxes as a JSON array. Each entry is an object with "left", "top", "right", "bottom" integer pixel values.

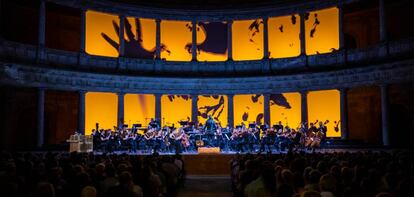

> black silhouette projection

[
  {"left": 306, "top": 13, "right": 320, "bottom": 38},
  {"left": 185, "top": 22, "right": 228, "bottom": 56},
  {"left": 237, "top": 94, "right": 291, "bottom": 125},
  {"left": 198, "top": 95, "right": 226, "bottom": 122},
  {"left": 101, "top": 18, "right": 169, "bottom": 59},
  {"left": 270, "top": 94, "right": 291, "bottom": 109},
  {"left": 248, "top": 19, "right": 263, "bottom": 51}
]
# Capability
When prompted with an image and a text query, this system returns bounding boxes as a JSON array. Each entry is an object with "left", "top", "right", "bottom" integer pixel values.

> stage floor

[{"left": 91, "top": 147, "right": 393, "bottom": 156}]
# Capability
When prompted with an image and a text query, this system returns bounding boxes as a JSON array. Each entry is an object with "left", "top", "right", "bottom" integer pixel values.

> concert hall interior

[{"left": 1, "top": 0, "right": 414, "bottom": 197}]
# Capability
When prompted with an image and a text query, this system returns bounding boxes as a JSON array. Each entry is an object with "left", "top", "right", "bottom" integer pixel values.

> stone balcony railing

[{"left": 1, "top": 37, "right": 414, "bottom": 77}]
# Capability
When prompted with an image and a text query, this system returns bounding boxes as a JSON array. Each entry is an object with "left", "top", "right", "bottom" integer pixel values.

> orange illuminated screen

[
  {"left": 85, "top": 92, "right": 118, "bottom": 134},
  {"left": 161, "top": 95, "right": 192, "bottom": 126},
  {"left": 268, "top": 15, "right": 301, "bottom": 58},
  {"left": 234, "top": 94, "right": 264, "bottom": 126},
  {"left": 307, "top": 89, "right": 341, "bottom": 137},
  {"left": 86, "top": 10, "right": 119, "bottom": 57},
  {"left": 198, "top": 95, "right": 228, "bottom": 126},
  {"left": 124, "top": 94, "right": 155, "bottom": 127},
  {"left": 305, "top": 7, "right": 339, "bottom": 55},
  {"left": 270, "top": 93, "right": 301, "bottom": 129},
  {"left": 232, "top": 19, "right": 264, "bottom": 61},
  {"left": 124, "top": 17, "right": 156, "bottom": 58},
  {"left": 160, "top": 20, "right": 192, "bottom": 61},
  {"left": 196, "top": 22, "right": 228, "bottom": 61}
]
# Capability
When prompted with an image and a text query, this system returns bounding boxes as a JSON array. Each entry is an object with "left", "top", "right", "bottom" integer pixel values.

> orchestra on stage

[{"left": 90, "top": 115, "right": 333, "bottom": 154}]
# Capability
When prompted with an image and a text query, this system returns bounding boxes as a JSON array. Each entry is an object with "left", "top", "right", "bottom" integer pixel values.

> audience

[
  {"left": 0, "top": 151, "right": 184, "bottom": 197},
  {"left": 1, "top": 150, "right": 414, "bottom": 197},
  {"left": 231, "top": 151, "right": 414, "bottom": 197}
]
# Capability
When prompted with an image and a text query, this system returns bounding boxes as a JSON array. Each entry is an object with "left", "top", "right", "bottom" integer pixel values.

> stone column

[
  {"left": 37, "top": 0, "right": 46, "bottom": 63},
  {"left": 78, "top": 90, "right": 86, "bottom": 134},
  {"left": 380, "top": 85, "right": 390, "bottom": 146},
  {"left": 155, "top": 19, "right": 161, "bottom": 59},
  {"left": 155, "top": 93, "right": 162, "bottom": 124},
  {"left": 339, "top": 88, "right": 348, "bottom": 140},
  {"left": 300, "top": 91, "right": 308, "bottom": 128},
  {"left": 338, "top": 4, "right": 345, "bottom": 50},
  {"left": 37, "top": 88, "right": 45, "bottom": 149},
  {"left": 191, "top": 94, "right": 198, "bottom": 124},
  {"left": 119, "top": 15, "right": 125, "bottom": 57},
  {"left": 227, "top": 20, "right": 233, "bottom": 61},
  {"left": 263, "top": 17, "right": 269, "bottom": 59},
  {"left": 80, "top": 8, "right": 86, "bottom": 53},
  {"left": 38, "top": 0, "right": 46, "bottom": 46},
  {"left": 299, "top": 12, "right": 306, "bottom": 55},
  {"left": 192, "top": 20, "right": 197, "bottom": 61},
  {"left": 227, "top": 94, "right": 234, "bottom": 127},
  {"left": 379, "top": 0, "right": 387, "bottom": 42},
  {"left": 263, "top": 94, "right": 270, "bottom": 125},
  {"left": 117, "top": 92, "right": 125, "bottom": 128}
]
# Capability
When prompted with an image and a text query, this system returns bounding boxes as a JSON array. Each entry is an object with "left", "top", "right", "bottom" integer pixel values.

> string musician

[
  {"left": 247, "top": 123, "right": 259, "bottom": 152},
  {"left": 144, "top": 128, "right": 157, "bottom": 152},
  {"left": 258, "top": 124, "right": 272, "bottom": 153},
  {"left": 169, "top": 127, "right": 184, "bottom": 153}
]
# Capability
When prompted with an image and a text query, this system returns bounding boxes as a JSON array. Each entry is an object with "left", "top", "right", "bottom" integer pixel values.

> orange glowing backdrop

[
  {"left": 86, "top": 10, "right": 119, "bottom": 57},
  {"left": 307, "top": 89, "right": 341, "bottom": 137},
  {"left": 160, "top": 20, "right": 192, "bottom": 61},
  {"left": 161, "top": 95, "right": 192, "bottom": 126},
  {"left": 268, "top": 15, "right": 301, "bottom": 58},
  {"left": 232, "top": 19, "right": 264, "bottom": 61},
  {"left": 196, "top": 22, "right": 228, "bottom": 61},
  {"left": 85, "top": 92, "right": 118, "bottom": 134},
  {"left": 197, "top": 95, "right": 228, "bottom": 126},
  {"left": 124, "top": 17, "right": 156, "bottom": 58},
  {"left": 305, "top": 7, "right": 339, "bottom": 55},
  {"left": 234, "top": 94, "right": 264, "bottom": 126},
  {"left": 124, "top": 94, "right": 155, "bottom": 127},
  {"left": 270, "top": 93, "right": 301, "bottom": 129}
]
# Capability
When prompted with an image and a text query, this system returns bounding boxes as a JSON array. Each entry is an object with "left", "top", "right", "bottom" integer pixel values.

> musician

[
  {"left": 214, "top": 124, "right": 223, "bottom": 147},
  {"left": 230, "top": 126, "right": 244, "bottom": 153},
  {"left": 318, "top": 121, "right": 327, "bottom": 146},
  {"left": 169, "top": 127, "right": 183, "bottom": 153},
  {"left": 247, "top": 123, "right": 258, "bottom": 152},
  {"left": 308, "top": 123, "right": 318, "bottom": 135},
  {"left": 160, "top": 126, "right": 171, "bottom": 152},
  {"left": 91, "top": 129, "right": 101, "bottom": 151},
  {"left": 258, "top": 124, "right": 272, "bottom": 153},
  {"left": 274, "top": 121, "right": 284, "bottom": 133},
  {"left": 272, "top": 121, "right": 284, "bottom": 150},
  {"left": 144, "top": 128, "right": 156, "bottom": 152},
  {"left": 203, "top": 115, "right": 217, "bottom": 147},
  {"left": 129, "top": 131, "right": 138, "bottom": 153},
  {"left": 100, "top": 129, "right": 112, "bottom": 153},
  {"left": 148, "top": 118, "right": 160, "bottom": 130}
]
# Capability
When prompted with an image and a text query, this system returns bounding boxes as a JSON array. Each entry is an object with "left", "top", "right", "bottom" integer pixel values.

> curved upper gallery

[{"left": 1, "top": 0, "right": 414, "bottom": 76}]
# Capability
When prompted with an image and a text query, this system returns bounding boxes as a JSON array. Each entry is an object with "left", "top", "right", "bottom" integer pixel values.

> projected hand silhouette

[{"left": 101, "top": 18, "right": 170, "bottom": 59}]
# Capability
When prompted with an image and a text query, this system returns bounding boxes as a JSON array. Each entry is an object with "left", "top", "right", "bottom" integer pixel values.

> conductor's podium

[
  {"left": 67, "top": 134, "right": 93, "bottom": 153},
  {"left": 197, "top": 147, "right": 221, "bottom": 154}
]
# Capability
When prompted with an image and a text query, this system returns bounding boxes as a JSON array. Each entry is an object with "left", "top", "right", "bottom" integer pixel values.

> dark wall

[
  {"left": 347, "top": 86, "right": 382, "bottom": 144},
  {"left": 45, "top": 3, "right": 81, "bottom": 52},
  {"left": 44, "top": 90, "right": 78, "bottom": 145},
  {"left": 386, "top": 0, "right": 414, "bottom": 41},
  {"left": 389, "top": 83, "right": 414, "bottom": 147},
  {"left": 0, "top": 86, "right": 38, "bottom": 150},
  {"left": 1, "top": 0, "right": 39, "bottom": 45},
  {"left": 344, "top": 0, "right": 380, "bottom": 49}
]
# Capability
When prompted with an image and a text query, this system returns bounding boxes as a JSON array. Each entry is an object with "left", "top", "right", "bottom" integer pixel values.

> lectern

[{"left": 67, "top": 134, "right": 93, "bottom": 153}]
